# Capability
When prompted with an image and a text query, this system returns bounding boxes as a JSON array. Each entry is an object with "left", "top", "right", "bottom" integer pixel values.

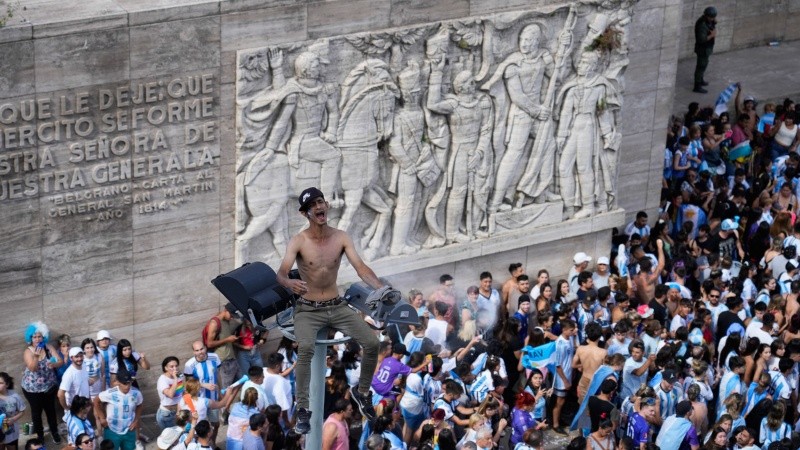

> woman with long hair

[
  {"left": 64, "top": 396, "right": 94, "bottom": 446},
  {"left": 556, "top": 279, "right": 570, "bottom": 304},
  {"left": 759, "top": 401, "right": 790, "bottom": 449},
  {"left": 80, "top": 338, "right": 104, "bottom": 400},
  {"left": 748, "top": 343, "right": 771, "bottom": 385},
  {"left": 741, "top": 337, "right": 761, "bottom": 385},
  {"left": 717, "top": 333, "right": 741, "bottom": 373},
  {"left": 0, "top": 372, "right": 26, "bottom": 450},
  {"left": 276, "top": 336, "right": 298, "bottom": 397},
  {"left": 535, "top": 283, "right": 552, "bottom": 314},
  {"left": 476, "top": 397, "right": 507, "bottom": 446},
  {"left": 587, "top": 417, "right": 615, "bottom": 450},
  {"left": 340, "top": 340, "right": 362, "bottom": 388},
  {"left": 155, "top": 356, "right": 182, "bottom": 430},
  {"left": 110, "top": 339, "right": 150, "bottom": 388},
  {"left": 225, "top": 387, "right": 260, "bottom": 450},
  {"left": 264, "top": 404, "right": 286, "bottom": 450},
  {"left": 702, "top": 427, "right": 728, "bottom": 450},
  {"left": 703, "top": 414, "right": 731, "bottom": 444},
  {"left": 21, "top": 322, "right": 63, "bottom": 443},
  {"left": 324, "top": 360, "right": 350, "bottom": 419}
]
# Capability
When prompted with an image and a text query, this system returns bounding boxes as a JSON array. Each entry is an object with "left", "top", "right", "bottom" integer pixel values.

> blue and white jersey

[
  {"left": 717, "top": 372, "right": 743, "bottom": 419},
  {"left": 184, "top": 353, "right": 221, "bottom": 400},
  {"left": 743, "top": 382, "right": 769, "bottom": 417},
  {"left": 576, "top": 307, "right": 592, "bottom": 344},
  {"left": 653, "top": 384, "right": 678, "bottom": 419},
  {"left": 65, "top": 411, "right": 95, "bottom": 445},
  {"left": 522, "top": 387, "right": 547, "bottom": 420},
  {"left": 469, "top": 370, "right": 494, "bottom": 403},
  {"left": 382, "top": 431, "right": 407, "bottom": 450},
  {"left": 432, "top": 395, "right": 458, "bottom": 426},
  {"left": 607, "top": 337, "right": 631, "bottom": 357},
  {"left": 402, "top": 333, "right": 425, "bottom": 365},
  {"left": 97, "top": 386, "right": 143, "bottom": 435},
  {"left": 759, "top": 418, "right": 790, "bottom": 449},
  {"left": 768, "top": 370, "right": 791, "bottom": 400},
  {"left": 97, "top": 344, "right": 117, "bottom": 386},
  {"left": 553, "top": 336, "right": 574, "bottom": 390}
]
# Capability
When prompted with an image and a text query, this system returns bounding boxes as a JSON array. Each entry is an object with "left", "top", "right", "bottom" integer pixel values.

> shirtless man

[
  {"left": 572, "top": 322, "right": 607, "bottom": 402},
  {"left": 633, "top": 239, "right": 665, "bottom": 305},
  {"left": 276, "top": 187, "right": 382, "bottom": 434},
  {"left": 501, "top": 263, "right": 524, "bottom": 306}
]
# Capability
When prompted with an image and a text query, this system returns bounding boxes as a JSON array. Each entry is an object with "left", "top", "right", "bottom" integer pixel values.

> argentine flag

[
  {"left": 520, "top": 342, "right": 557, "bottom": 372},
  {"left": 714, "top": 83, "right": 738, "bottom": 116}
]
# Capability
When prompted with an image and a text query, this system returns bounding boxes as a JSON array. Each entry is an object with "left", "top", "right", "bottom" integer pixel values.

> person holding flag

[
  {"left": 655, "top": 400, "right": 700, "bottom": 450},
  {"left": 570, "top": 354, "right": 625, "bottom": 434}
]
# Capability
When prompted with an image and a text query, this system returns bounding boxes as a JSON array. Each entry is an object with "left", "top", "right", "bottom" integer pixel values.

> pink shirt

[{"left": 324, "top": 415, "right": 348, "bottom": 450}]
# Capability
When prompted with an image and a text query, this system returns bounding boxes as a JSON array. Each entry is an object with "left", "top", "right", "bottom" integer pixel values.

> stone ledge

[{"left": 335, "top": 209, "right": 625, "bottom": 285}]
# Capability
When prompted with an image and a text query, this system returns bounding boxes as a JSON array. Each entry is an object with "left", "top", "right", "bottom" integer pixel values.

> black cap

[
  {"left": 662, "top": 369, "right": 677, "bottom": 384},
  {"left": 392, "top": 343, "right": 409, "bottom": 355},
  {"left": 704, "top": 6, "right": 717, "bottom": 17},
  {"left": 298, "top": 187, "right": 325, "bottom": 212},
  {"left": 117, "top": 372, "right": 134, "bottom": 384}
]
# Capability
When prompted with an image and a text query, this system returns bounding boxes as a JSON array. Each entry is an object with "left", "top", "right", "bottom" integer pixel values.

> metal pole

[{"left": 306, "top": 328, "right": 328, "bottom": 449}]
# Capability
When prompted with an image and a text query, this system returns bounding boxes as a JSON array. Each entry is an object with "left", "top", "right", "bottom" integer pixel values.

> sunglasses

[{"left": 80, "top": 438, "right": 95, "bottom": 445}]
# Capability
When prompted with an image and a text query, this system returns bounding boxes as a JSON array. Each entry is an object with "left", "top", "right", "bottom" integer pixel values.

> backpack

[{"left": 202, "top": 316, "right": 221, "bottom": 349}]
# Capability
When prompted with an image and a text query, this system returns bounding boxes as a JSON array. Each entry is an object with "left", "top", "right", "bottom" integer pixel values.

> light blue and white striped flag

[
  {"left": 714, "top": 83, "right": 738, "bottom": 116},
  {"left": 520, "top": 341, "right": 557, "bottom": 372}
]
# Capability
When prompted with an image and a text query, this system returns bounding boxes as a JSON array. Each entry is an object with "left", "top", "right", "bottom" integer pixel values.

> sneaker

[
  {"left": 700, "top": 79, "right": 709, "bottom": 86},
  {"left": 692, "top": 86, "right": 708, "bottom": 94},
  {"left": 294, "top": 407, "right": 311, "bottom": 435},
  {"left": 350, "top": 386, "right": 376, "bottom": 421}
]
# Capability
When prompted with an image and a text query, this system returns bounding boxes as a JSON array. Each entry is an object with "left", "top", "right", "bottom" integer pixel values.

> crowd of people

[{"left": 8, "top": 88, "right": 800, "bottom": 450}]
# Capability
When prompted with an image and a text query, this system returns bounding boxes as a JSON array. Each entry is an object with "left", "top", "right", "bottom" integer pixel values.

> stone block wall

[
  {"left": 0, "top": 0, "right": 676, "bottom": 412},
  {"left": 678, "top": 0, "right": 800, "bottom": 59}
]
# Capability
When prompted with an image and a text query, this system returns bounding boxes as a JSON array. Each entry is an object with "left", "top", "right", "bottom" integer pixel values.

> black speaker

[{"left": 211, "top": 262, "right": 295, "bottom": 328}]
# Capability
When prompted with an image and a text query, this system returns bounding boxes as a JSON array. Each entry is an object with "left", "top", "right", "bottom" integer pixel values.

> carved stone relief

[{"left": 235, "top": 0, "right": 636, "bottom": 266}]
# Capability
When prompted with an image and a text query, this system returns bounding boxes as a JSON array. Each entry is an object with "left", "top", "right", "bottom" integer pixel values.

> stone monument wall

[
  {"left": 678, "top": 0, "right": 800, "bottom": 59},
  {"left": 0, "top": 0, "right": 678, "bottom": 412}
]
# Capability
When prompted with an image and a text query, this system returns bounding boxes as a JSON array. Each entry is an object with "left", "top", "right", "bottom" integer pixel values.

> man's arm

[
  {"left": 341, "top": 232, "right": 383, "bottom": 289},
  {"left": 57, "top": 388, "right": 68, "bottom": 410},
  {"left": 130, "top": 403, "right": 143, "bottom": 432},
  {"left": 321, "top": 422, "right": 337, "bottom": 450},
  {"left": 276, "top": 235, "right": 308, "bottom": 295},
  {"left": 93, "top": 396, "right": 108, "bottom": 428},
  {"left": 204, "top": 319, "right": 236, "bottom": 349}
]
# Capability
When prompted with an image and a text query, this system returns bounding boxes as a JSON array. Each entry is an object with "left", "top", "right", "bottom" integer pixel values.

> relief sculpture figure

[
  {"left": 484, "top": 24, "right": 556, "bottom": 213},
  {"left": 236, "top": 49, "right": 291, "bottom": 263},
  {"left": 427, "top": 58, "right": 493, "bottom": 244},
  {"left": 336, "top": 59, "right": 399, "bottom": 260},
  {"left": 387, "top": 62, "right": 440, "bottom": 256},
  {"left": 248, "top": 51, "right": 342, "bottom": 202},
  {"left": 556, "top": 50, "right": 619, "bottom": 220}
]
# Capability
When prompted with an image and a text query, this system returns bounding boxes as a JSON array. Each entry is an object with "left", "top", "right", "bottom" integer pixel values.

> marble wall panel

[
  {"left": 627, "top": 7, "right": 664, "bottom": 52},
  {"left": 0, "top": 250, "right": 42, "bottom": 303},
  {"left": 117, "top": 0, "right": 221, "bottom": 26},
  {"left": 307, "top": 0, "right": 391, "bottom": 38},
  {"left": 732, "top": 14, "right": 785, "bottom": 49},
  {"left": 40, "top": 232, "right": 132, "bottom": 295},
  {"left": 34, "top": 29, "right": 130, "bottom": 93},
  {"left": 43, "top": 278, "right": 134, "bottom": 333},
  {"left": 220, "top": 5, "right": 307, "bottom": 52},
  {"left": 620, "top": 91, "right": 657, "bottom": 136},
  {"left": 0, "top": 40, "right": 35, "bottom": 98},
  {"left": 130, "top": 16, "right": 222, "bottom": 80},
  {"left": 19, "top": 0, "right": 127, "bottom": 38},
  {"left": 0, "top": 22, "right": 33, "bottom": 45},
  {"left": 132, "top": 262, "right": 220, "bottom": 324},
  {"left": 468, "top": 0, "right": 556, "bottom": 16},
  {"left": 624, "top": 49, "right": 661, "bottom": 95},
  {"left": 1, "top": 197, "right": 42, "bottom": 252},
  {"left": 132, "top": 214, "right": 220, "bottom": 277},
  {"left": 453, "top": 246, "right": 528, "bottom": 287},
  {"left": 389, "top": 0, "right": 470, "bottom": 27}
]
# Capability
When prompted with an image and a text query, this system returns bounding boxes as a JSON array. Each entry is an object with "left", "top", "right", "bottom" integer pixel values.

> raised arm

[{"left": 342, "top": 232, "right": 383, "bottom": 289}]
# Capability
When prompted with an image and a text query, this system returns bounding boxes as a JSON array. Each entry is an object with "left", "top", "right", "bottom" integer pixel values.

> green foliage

[{"left": 0, "top": 1, "right": 18, "bottom": 28}]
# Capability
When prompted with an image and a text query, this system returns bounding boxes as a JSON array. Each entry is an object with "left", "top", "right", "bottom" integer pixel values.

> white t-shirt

[
  {"left": 745, "top": 324, "right": 774, "bottom": 345},
  {"left": 398, "top": 372, "right": 427, "bottom": 415},
  {"left": 59, "top": 364, "right": 90, "bottom": 408},
  {"left": 98, "top": 387, "right": 144, "bottom": 434},
  {"left": 425, "top": 318, "right": 448, "bottom": 347},
  {"left": 261, "top": 371, "right": 292, "bottom": 412},
  {"left": 178, "top": 395, "right": 210, "bottom": 421},
  {"left": 240, "top": 380, "right": 267, "bottom": 410},
  {"left": 670, "top": 315, "right": 687, "bottom": 334},
  {"left": 156, "top": 375, "right": 181, "bottom": 407}
]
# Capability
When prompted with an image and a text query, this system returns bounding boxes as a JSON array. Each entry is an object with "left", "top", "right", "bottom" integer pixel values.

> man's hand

[
  {"left": 536, "top": 106, "right": 551, "bottom": 120},
  {"left": 286, "top": 279, "right": 308, "bottom": 296}
]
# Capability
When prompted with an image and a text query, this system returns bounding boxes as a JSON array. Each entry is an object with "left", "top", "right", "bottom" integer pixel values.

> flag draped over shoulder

[
  {"left": 714, "top": 83, "right": 738, "bottom": 116},
  {"left": 520, "top": 342, "right": 557, "bottom": 372}
]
